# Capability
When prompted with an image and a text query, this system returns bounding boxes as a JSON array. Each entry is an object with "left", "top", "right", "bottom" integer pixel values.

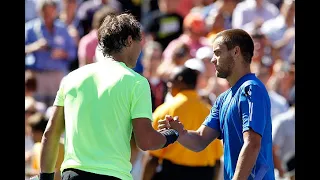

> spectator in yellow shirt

[{"left": 146, "top": 66, "right": 223, "bottom": 180}]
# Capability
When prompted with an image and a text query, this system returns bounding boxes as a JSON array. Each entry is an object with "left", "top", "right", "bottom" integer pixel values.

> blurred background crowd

[{"left": 25, "top": 0, "right": 295, "bottom": 179}]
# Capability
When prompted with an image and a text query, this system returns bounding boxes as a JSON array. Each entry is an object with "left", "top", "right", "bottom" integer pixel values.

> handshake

[
  {"left": 158, "top": 115, "right": 186, "bottom": 135},
  {"left": 158, "top": 115, "right": 187, "bottom": 148}
]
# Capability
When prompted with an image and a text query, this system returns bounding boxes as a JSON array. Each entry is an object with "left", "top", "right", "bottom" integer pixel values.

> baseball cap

[
  {"left": 196, "top": 46, "right": 213, "bottom": 60},
  {"left": 184, "top": 58, "right": 205, "bottom": 73}
]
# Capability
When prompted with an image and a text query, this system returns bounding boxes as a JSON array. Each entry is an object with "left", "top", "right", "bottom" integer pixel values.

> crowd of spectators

[{"left": 25, "top": 0, "right": 295, "bottom": 179}]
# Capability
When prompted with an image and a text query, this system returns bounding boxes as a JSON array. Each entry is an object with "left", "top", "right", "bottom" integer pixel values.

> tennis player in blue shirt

[{"left": 158, "top": 29, "right": 275, "bottom": 180}]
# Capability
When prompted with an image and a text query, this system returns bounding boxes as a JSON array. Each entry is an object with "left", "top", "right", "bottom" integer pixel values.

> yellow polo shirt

[{"left": 149, "top": 90, "right": 223, "bottom": 167}]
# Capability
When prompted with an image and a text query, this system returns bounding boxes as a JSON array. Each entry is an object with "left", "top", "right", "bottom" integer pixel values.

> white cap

[
  {"left": 196, "top": 46, "right": 213, "bottom": 60},
  {"left": 184, "top": 58, "right": 205, "bottom": 73}
]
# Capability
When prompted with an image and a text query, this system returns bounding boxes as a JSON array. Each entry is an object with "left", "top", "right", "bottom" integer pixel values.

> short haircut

[
  {"left": 37, "top": 0, "right": 57, "bottom": 12},
  {"left": 215, "top": 29, "right": 254, "bottom": 64},
  {"left": 172, "top": 66, "right": 199, "bottom": 89},
  {"left": 98, "top": 13, "right": 142, "bottom": 56}
]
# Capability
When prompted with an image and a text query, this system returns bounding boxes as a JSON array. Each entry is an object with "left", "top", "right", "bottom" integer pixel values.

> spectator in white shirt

[
  {"left": 272, "top": 86, "right": 295, "bottom": 179},
  {"left": 255, "top": 61, "right": 289, "bottom": 119},
  {"left": 232, "top": 0, "right": 279, "bottom": 34},
  {"left": 261, "top": 0, "right": 295, "bottom": 62}
]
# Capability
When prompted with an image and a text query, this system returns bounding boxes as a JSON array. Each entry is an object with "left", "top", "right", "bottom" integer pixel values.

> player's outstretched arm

[
  {"left": 132, "top": 118, "right": 178, "bottom": 151},
  {"left": 158, "top": 116, "right": 220, "bottom": 152}
]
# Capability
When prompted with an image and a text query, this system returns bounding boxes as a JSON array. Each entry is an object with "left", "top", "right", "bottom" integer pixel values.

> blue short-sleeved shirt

[{"left": 203, "top": 73, "right": 275, "bottom": 180}]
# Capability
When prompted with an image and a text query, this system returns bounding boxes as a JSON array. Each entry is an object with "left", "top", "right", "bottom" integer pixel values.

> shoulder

[
  {"left": 241, "top": 78, "right": 266, "bottom": 93},
  {"left": 58, "top": 73, "right": 72, "bottom": 89},
  {"left": 211, "top": 89, "right": 230, "bottom": 108},
  {"left": 128, "top": 69, "right": 148, "bottom": 83},
  {"left": 216, "top": 89, "right": 230, "bottom": 101},
  {"left": 63, "top": 64, "right": 92, "bottom": 82},
  {"left": 123, "top": 70, "right": 150, "bottom": 90},
  {"left": 234, "top": 1, "right": 250, "bottom": 11},
  {"left": 239, "top": 79, "right": 269, "bottom": 102},
  {"left": 25, "top": 18, "right": 39, "bottom": 31}
]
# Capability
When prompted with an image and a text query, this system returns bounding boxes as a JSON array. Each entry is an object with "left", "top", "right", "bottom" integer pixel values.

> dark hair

[
  {"left": 98, "top": 13, "right": 142, "bottom": 56},
  {"left": 25, "top": 70, "right": 37, "bottom": 92},
  {"left": 251, "top": 29, "right": 265, "bottom": 39},
  {"left": 92, "top": 6, "right": 117, "bottom": 30},
  {"left": 172, "top": 43, "right": 190, "bottom": 59},
  {"left": 215, "top": 29, "right": 254, "bottom": 64},
  {"left": 173, "top": 66, "right": 199, "bottom": 89},
  {"left": 28, "top": 113, "right": 48, "bottom": 133}
]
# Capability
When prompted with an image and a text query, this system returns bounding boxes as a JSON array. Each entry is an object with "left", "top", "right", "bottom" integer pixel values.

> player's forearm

[
  {"left": 232, "top": 141, "right": 261, "bottom": 180},
  {"left": 178, "top": 130, "right": 209, "bottom": 152},
  {"left": 149, "top": 131, "right": 167, "bottom": 150},
  {"left": 138, "top": 130, "right": 166, "bottom": 151},
  {"left": 40, "top": 131, "right": 61, "bottom": 173}
]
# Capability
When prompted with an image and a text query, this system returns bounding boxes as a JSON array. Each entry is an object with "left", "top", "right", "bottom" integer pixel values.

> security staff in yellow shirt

[{"left": 146, "top": 66, "right": 223, "bottom": 180}]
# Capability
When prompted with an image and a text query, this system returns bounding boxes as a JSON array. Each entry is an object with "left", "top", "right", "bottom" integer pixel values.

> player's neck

[
  {"left": 110, "top": 53, "right": 130, "bottom": 66},
  {"left": 227, "top": 65, "right": 251, "bottom": 87}
]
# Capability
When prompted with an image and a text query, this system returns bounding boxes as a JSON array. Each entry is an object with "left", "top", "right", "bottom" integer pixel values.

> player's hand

[
  {"left": 165, "top": 115, "right": 186, "bottom": 135},
  {"left": 158, "top": 115, "right": 172, "bottom": 130}
]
